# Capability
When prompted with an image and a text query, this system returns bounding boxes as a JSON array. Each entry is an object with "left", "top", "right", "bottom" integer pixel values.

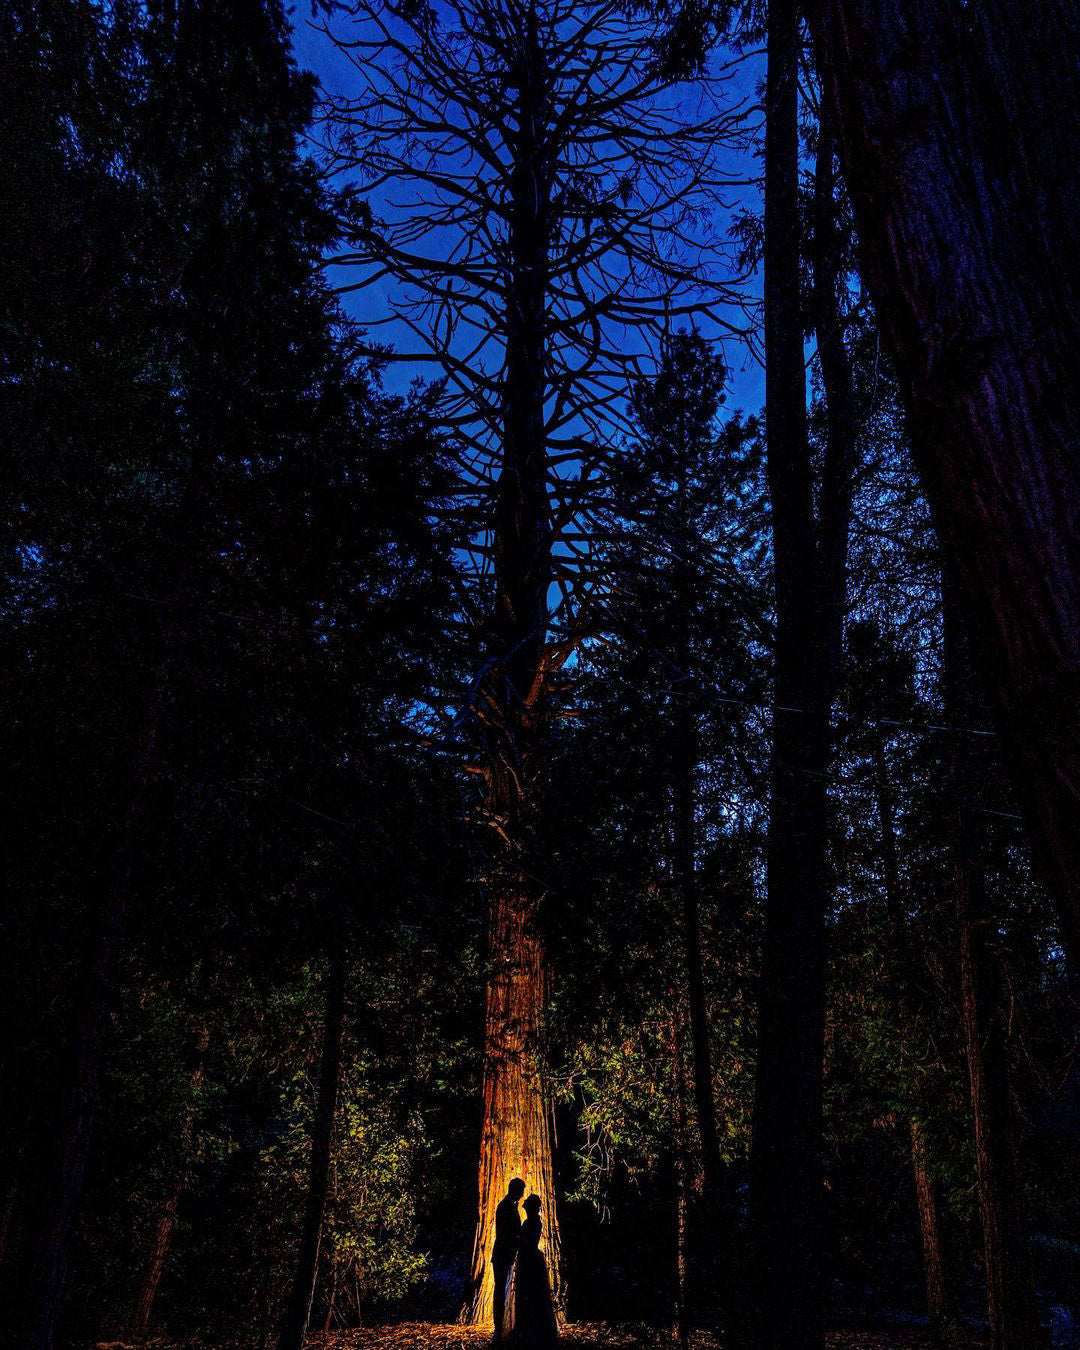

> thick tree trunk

[
  {"left": 278, "top": 947, "right": 348, "bottom": 1350},
  {"left": 131, "top": 1023, "right": 210, "bottom": 1337},
  {"left": 909, "top": 1117, "right": 952, "bottom": 1345},
  {"left": 22, "top": 656, "right": 167, "bottom": 1350},
  {"left": 751, "top": 3, "right": 827, "bottom": 1338},
  {"left": 749, "top": 20, "right": 856, "bottom": 1345},
  {"left": 467, "top": 12, "right": 560, "bottom": 1322},
  {"left": 468, "top": 891, "right": 561, "bottom": 1324},
  {"left": 811, "top": 0, "right": 1080, "bottom": 962}
]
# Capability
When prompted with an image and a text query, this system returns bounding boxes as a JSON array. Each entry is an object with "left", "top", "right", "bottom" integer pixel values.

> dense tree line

[{"left": 1, "top": 2, "right": 1078, "bottom": 1350}]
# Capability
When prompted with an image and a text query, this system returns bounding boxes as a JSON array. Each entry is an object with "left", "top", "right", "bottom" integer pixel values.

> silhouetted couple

[{"left": 492, "top": 1179, "right": 558, "bottom": 1348}]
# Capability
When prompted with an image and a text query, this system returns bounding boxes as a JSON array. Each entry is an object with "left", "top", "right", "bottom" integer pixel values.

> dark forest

[{"left": 2, "top": 3, "right": 1080, "bottom": 1350}]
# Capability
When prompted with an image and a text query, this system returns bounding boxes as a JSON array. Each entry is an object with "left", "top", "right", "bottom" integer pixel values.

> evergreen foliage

[{"left": 0, "top": 2, "right": 1078, "bottom": 1348}]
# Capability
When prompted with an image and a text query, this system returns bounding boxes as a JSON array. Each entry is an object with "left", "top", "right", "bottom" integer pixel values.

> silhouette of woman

[{"left": 505, "top": 1194, "right": 558, "bottom": 1348}]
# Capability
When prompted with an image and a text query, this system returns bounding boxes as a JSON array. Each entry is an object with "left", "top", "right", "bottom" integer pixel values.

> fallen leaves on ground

[
  {"left": 94, "top": 1319, "right": 961, "bottom": 1350},
  {"left": 304, "top": 1322, "right": 939, "bottom": 1350}
]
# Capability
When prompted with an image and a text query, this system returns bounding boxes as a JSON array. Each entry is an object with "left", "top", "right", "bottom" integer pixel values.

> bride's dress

[{"left": 505, "top": 1214, "right": 558, "bottom": 1348}]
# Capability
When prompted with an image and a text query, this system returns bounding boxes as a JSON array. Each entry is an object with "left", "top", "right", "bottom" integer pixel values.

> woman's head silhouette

[{"left": 523, "top": 1193, "right": 542, "bottom": 1217}]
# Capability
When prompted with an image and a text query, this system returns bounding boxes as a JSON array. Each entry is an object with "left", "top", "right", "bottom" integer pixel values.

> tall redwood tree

[
  {"left": 325, "top": 0, "right": 745, "bottom": 1319},
  {"left": 811, "top": 0, "right": 1080, "bottom": 962}
]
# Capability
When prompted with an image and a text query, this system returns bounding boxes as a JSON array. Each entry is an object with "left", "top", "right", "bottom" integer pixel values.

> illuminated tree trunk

[
  {"left": 467, "top": 892, "right": 561, "bottom": 1323},
  {"left": 812, "top": 0, "right": 1080, "bottom": 963},
  {"left": 131, "top": 1023, "right": 209, "bottom": 1338},
  {"left": 466, "top": 7, "right": 561, "bottom": 1323}
]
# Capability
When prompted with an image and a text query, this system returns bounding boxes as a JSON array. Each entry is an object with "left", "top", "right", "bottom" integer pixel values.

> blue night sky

[{"left": 288, "top": 8, "right": 766, "bottom": 421}]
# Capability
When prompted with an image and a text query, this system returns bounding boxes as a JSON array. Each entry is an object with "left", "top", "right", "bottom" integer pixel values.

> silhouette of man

[{"left": 492, "top": 1177, "right": 526, "bottom": 1344}]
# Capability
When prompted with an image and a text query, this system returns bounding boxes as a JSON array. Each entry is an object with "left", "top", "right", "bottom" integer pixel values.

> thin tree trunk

[
  {"left": 22, "top": 656, "right": 168, "bottom": 1350},
  {"left": 871, "top": 737, "right": 956, "bottom": 1341},
  {"left": 811, "top": 100, "right": 859, "bottom": 651},
  {"left": 812, "top": 0, "right": 1080, "bottom": 962},
  {"left": 131, "top": 1023, "right": 210, "bottom": 1337},
  {"left": 0, "top": 1183, "right": 15, "bottom": 1272},
  {"left": 871, "top": 736, "right": 901, "bottom": 926},
  {"left": 955, "top": 872, "right": 1042, "bottom": 1349},
  {"left": 674, "top": 683, "right": 739, "bottom": 1327},
  {"left": 323, "top": 1268, "right": 337, "bottom": 1334},
  {"left": 0, "top": 1140, "right": 25, "bottom": 1271},
  {"left": 750, "top": 15, "right": 856, "bottom": 1345},
  {"left": 674, "top": 688, "right": 721, "bottom": 1198},
  {"left": 671, "top": 1009, "right": 691, "bottom": 1350},
  {"left": 467, "top": 7, "right": 561, "bottom": 1324},
  {"left": 910, "top": 1117, "right": 952, "bottom": 1345},
  {"left": 277, "top": 946, "right": 348, "bottom": 1350},
  {"left": 944, "top": 591, "right": 1042, "bottom": 1350}
]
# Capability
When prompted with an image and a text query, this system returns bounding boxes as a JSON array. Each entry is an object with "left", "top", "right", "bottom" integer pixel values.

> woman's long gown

[{"left": 505, "top": 1215, "right": 558, "bottom": 1348}]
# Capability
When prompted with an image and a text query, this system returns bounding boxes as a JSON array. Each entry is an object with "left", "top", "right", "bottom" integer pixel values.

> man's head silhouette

[{"left": 507, "top": 1178, "right": 526, "bottom": 1201}]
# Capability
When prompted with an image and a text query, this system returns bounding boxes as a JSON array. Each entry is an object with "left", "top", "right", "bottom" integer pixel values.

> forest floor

[
  {"left": 94, "top": 1325, "right": 958, "bottom": 1350},
  {"left": 301, "top": 1322, "right": 950, "bottom": 1350},
  {"left": 94, "top": 1318, "right": 975, "bottom": 1349}
]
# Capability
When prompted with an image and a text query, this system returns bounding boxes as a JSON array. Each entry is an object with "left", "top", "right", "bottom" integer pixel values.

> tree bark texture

[
  {"left": 131, "top": 1024, "right": 210, "bottom": 1337},
  {"left": 909, "top": 1117, "right": 952, "bottom": 1345},
  {"left": 23, "top": 656, "right": 168, "bottom": 1350},
  {"left": 277, "top": 947, "right": 348, "bottom": 1350},
  {"left": 467, "top": 11, "right": 560, "bottom": 1323},
  {"left": 468, "top": 890, "right": 561, "bottom": 1324},
  {"left": 812, "top": 0, "right": 1080, "bottom": 962},
  {"left": 750, "top": 12, "right": 856, "bottom": 1346}
]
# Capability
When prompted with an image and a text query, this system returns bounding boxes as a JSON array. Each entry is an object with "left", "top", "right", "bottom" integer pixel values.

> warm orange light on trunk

[{"left": 466, "top": 887, "right": 561, "bottom": 1325}]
